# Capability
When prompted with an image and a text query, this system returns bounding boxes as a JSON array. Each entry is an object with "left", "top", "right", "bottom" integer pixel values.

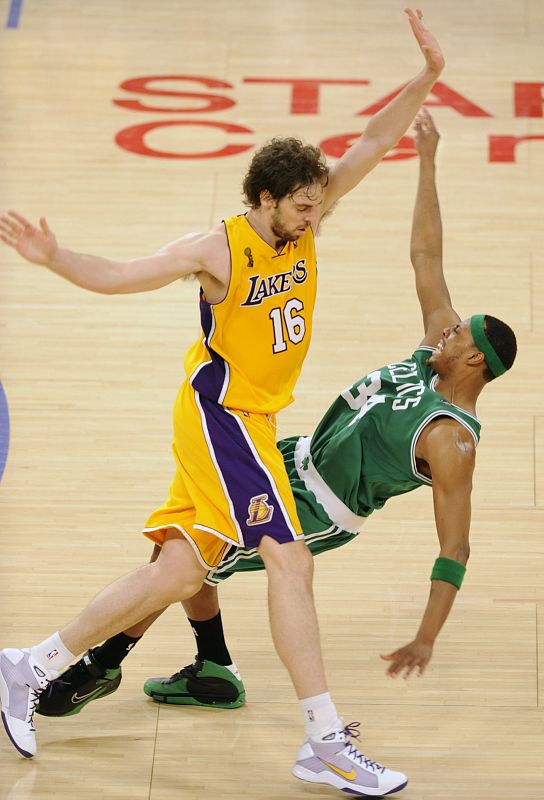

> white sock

[
  {"left": 29, "top": 632, "right": 76, "bottom": 680},
  {"left": 299, "top": 692, "right": 342, "bottom": 740},
  {"left": 225, "top": 662, "right": 241, "bottom": 681}
]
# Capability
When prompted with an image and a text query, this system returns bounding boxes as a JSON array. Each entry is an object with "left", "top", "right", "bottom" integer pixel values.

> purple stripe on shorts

[
  {"left": 0, "top": 381, "right": 9, "bottom": 482},
  {"left": 199, "top": 395, "right": 296, "bottom": 549},
  {"left": 190, "top": 289, "right": 228, "bottom": 402},
  {"left": 6, "top": 0, "right": 23, "bottom": 29}
]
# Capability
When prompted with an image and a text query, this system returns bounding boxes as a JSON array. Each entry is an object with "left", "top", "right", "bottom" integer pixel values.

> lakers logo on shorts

[{"left": 246, "top": 494, "right": 274, "bottom": 526}]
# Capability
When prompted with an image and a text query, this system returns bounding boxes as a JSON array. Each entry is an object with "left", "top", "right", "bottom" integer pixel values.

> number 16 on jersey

[{"left": 269, "top": 298, "right": 306, "bottom": 354}]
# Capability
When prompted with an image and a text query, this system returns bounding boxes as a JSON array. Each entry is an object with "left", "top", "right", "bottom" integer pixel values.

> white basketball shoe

[
  {"left": 292, "top": 721, "right": 408, "bottom": 796},
  {"left": 0, "top": 648, "right": 50, "bottom": 758}
]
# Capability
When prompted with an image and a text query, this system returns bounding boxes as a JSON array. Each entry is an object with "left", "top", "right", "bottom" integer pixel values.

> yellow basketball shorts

[{"left": 143, "top": 381, "right": 303, "bottom": 569}]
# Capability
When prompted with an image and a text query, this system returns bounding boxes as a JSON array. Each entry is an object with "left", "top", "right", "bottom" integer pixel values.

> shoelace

[
  {"left": 170, "top": 658, "right": 202, "bottom": 682},
  {"left": 26, "top": 688, "right": 41, "bottom": 732},
  {"left": 342, "top": 723, "right": 385, "bottom": 774},
  {"left": 42, "top": 665, "right": 84, "bottom": 696},
  {"left": 343, "top": 721, "right": 361, "bottom": 740}
]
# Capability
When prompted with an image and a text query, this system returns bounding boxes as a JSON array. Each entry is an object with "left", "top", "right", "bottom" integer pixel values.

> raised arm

[
  {"left": 381, "top": 419, "right": 475, "bottom": 678},
  {"left": 0, "top": 211, "right": 229, "bottom": 295},
  {"left": 410, "top": 108, "right": 460, "bottom": 345},
  {"left": 320, "top": 8, "right": 445, "bottom": 217}
]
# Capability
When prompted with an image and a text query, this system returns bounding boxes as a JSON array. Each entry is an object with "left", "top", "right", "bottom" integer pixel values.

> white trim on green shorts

[{"left": 294, "top": 436, "right": 367, "bottom": 535}]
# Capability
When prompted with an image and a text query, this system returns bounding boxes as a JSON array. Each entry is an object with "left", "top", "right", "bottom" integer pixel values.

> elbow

[
  {"left": 373, "top": 132, "right": 400, "bottom": 157},
  {"left": 97, "top": 263, "right": 129, "bottom": 295},
  {"left": 441, "top": 543, "right": 470, "bottom": 566},
  {"left": 93, "top": 284, "right": 117, "bottom": 295},
  {"left": 458, "top": 544, "right": 470, "bottom": 566},
  {"left": 359, "top": 131, "right": 398, "bottom": 161},
  {"left": 410, "top": 249, "right": 426, "bottom": 270},
  {"left": 410, "top": 250, "right": 441, "bottom": 269}
]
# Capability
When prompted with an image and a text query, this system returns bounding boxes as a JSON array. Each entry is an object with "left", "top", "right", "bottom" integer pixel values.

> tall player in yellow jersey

[
  {"left": 1, "top": 8, "right": 442, "bottom": 795},
  {"left": 142, "top": 208, "right": 319, "bottom": 569}
]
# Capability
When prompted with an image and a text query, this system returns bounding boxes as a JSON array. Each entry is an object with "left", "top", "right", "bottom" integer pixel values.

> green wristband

[{"left": 430, "top": 557, "right": 466, "bottom": 590}]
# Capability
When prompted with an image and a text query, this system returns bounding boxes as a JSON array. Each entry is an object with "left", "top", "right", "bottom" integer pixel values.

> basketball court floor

[{"left": 0, "top": 1, "right": 543, "bottom": 798}]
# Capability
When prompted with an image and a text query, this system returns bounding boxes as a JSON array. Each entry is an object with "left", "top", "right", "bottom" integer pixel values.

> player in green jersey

[{"left": 37, "top": 110, "right": 516, "bottom": 719}]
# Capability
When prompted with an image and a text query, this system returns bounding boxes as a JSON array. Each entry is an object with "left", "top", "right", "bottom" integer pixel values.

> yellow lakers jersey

[{"left": 184, "top": 213, "right": 317, "bottom": 414}]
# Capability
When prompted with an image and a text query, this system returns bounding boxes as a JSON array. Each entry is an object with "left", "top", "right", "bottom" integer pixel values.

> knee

[
  {"left": 259, "top": 538, "right": 314, "bottom": 584},
  {"left": 147, "top": 561, "right": 182, "bottom": 604},
  {"left": 149, "top": 560, "right": 204, "bottom": 605},
  {"left": 148, "top": 540, "right": 206, "bottom": 604}
]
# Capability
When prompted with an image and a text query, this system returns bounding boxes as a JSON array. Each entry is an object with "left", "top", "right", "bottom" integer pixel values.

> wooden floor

[{"left": 1, "top": 1, "right": 543, "bottom": 798}]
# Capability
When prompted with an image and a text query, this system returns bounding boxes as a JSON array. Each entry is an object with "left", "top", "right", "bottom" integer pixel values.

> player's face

[
  {"left": 270, "top": 184, "right": 324, "bottom": 242},
  {"left": 428, "top": 319, "right": 476, "bottom": 374}
]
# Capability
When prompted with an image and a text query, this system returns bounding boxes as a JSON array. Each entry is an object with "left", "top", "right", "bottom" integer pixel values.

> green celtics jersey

[
  {"left": 205, "top": 347, "right": 481, "bottom": 585},
  {"left": 305, "top": 346, "right": 480, "bottom": 516}
]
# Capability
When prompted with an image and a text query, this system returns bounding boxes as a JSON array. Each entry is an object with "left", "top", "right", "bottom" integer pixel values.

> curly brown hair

[{"left": 242, "top": 137, "right": 329, "bottom": 208}]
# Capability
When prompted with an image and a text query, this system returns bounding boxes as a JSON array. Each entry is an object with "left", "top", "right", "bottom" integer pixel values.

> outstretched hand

[
  {"left": 413, "top": 107, "right": 440, "bottom": 159},
  {"left": 0, "top": 211, "right": 58, "bottom": 266},
  {"left": 405, "top": 8, "right": 445, "bottom": 76},
  {"left": 380, "top": 637, "right": 434, "bottom": 679}
]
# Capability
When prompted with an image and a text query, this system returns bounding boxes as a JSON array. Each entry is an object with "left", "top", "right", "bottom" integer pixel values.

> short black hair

[
  {"left": 242, "top": 137, "right": 329, "bottom": 208},
  {"left": 482, "top": 315, "right": 517, "bottom": 381}
]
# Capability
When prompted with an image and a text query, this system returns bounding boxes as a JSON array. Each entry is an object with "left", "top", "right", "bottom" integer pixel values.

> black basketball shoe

[{"left": 36, "top": 649, "right": 122, "bottom": 717}]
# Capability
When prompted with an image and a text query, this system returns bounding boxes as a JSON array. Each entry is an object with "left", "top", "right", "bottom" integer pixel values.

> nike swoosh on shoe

[
  {"left": 319, "top": 759, "right": 357, "bottom": 781},
  {"left": 71, "top": 687, "right": 105, "bottom": 704}
]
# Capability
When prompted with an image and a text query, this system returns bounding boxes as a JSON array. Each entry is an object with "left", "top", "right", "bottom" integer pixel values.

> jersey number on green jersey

[{"left": 341, "top": 370, "right": 386, "bottom": 425}]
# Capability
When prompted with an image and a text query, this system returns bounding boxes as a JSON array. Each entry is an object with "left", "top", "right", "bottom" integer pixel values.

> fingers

[
  {"left": 0, "top": 210, "right": 31, "bottom": 242},
  {"left": 413, "top": 110, "right": 427, "bottom": 128},
  {"left": 0, "top": 210, "right": 43, "bottom": 251},
  {"left": 404, "top": 10, "right": 421, "bottom": 38},
  {"left": 0, "top": 214, "right": 20, "bottom": 235},
  {"left": 381, "top": 651, "right": 408, "bottom": 677},
  {"left": 7, "top": 210, "right": 31, "bottom": 229},
  {"left": 0, "top": 214, "right": 22, "bottom": 246},
  {"left": 414, "top": 116, "right": 431, "bottom": 134},
  {"left": 386, "top": 658, "right": 406, "bottom": 678},
  {"left": 40, "top": 216, "right": 51, "bottom": 236},
  {"left": 425, "top": 111, "right": 438, "bottom": 133},
  {"left": 416, "top": 107, "right": 435, "bottom": 129},
  {"left": 381, "top": 649, "right": 429, "bottom": 679},
  {"left": 404, "top": 661, "right": 419, "bottom": 679},
  {"left": 404, "top": 7, "right": 427, "bottom": 34},
  {"left": 405, "top": 7, "right": 444, "bottom": 74},
  {"left": 387, "top": 659, "right": 418, "bottom": 679},
  {"left": 0, "top": 232, "right": 17, "bottom": 248},
  {"left": 413, "top": 107, "right": 438, "bottom": 139}
]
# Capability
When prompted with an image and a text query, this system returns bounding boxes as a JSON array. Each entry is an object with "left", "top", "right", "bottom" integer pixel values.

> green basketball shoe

[{"left": 143, "top": 657, "right": 246, "bottom": 708}]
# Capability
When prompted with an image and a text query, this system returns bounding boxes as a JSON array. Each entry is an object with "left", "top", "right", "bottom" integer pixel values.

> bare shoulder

[
  {"left": 159, "top": 223, "right": 226, "bottom": 254},
  {"left": 422, "top": 416, "right": 477, "bottom": 451},
  {"left": 198, "top": 223, "right": 230, "bottom": 282},
  {"left": 158, "top": 223, "right": 230, "bottom": 281},
  {"left": 420, "top": 417, "right": 477, "bottom": 477}
]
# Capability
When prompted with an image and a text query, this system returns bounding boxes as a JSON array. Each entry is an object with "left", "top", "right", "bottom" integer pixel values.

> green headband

[{"left": 470, "top": 315, "right": 507, "bottom": 377}]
